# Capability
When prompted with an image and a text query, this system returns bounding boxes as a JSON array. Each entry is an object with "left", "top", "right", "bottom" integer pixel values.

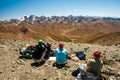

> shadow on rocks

[
  {"left": 19, "top": 55, "right": 32, "bottom": 59},
  {"left": 52, "top": 62, "right": 70, "bottom": 69},
  {"left": 31, "top": 60, "right": 46, "bottom": 67}
]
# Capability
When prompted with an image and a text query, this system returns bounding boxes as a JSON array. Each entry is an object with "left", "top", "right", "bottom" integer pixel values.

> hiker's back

[
  {"left": 87, "top": 59, "right": 103, "bottom": 75},
  {"left": 32, "top": 44, "right": 46, "bottom": 59},
  {"left": 55, "top": 48, "right": 67, "bottom": 63}
]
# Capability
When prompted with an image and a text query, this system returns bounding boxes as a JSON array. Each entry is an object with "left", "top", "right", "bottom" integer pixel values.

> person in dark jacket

[{"left": 32, "top": 39, "right": 47, "bottom": 64}]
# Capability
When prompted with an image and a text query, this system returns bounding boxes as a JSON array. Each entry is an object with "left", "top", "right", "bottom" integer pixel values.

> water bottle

[{"left": 80, "top": 64, "right": 85, "bottom": 71}]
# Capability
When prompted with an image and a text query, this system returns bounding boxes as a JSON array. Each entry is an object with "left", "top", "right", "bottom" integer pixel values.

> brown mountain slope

[
  {"left": 65, "top": 20, "right": 120, "bottom": 37},
  {"left": 86, "top": 32, "right": 120, "bottom": 45},
  {"left": 0, "top": 20, "right": 120, "bottom": 45}
]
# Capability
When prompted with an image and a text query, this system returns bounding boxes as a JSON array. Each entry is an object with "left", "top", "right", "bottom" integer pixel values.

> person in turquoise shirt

[{"left": 54, "top": 41, "right": 68, "bottom": 65}]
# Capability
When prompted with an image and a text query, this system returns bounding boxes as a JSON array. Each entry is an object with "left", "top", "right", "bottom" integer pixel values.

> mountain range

[{"left": 0, "top": 15, "right": 120, "bottom": 45}]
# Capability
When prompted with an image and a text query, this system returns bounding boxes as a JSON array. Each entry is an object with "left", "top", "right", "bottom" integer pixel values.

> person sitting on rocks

[
  {"left": 86, "top": 50, "right": 103, "bottom": 76},
  {"left": 32, "top": 39, "right": 47, "bottom": 65},
  {"left": 53, "top": 41, "right": 69, "bottom": 67},
  {"left": 72, "top": 50, "right": 103, "bottom": 80}
]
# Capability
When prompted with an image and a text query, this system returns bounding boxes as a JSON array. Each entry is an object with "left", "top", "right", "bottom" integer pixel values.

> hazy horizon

[{"left": 0, "top": 0, "right": 120, "bottom": 20}]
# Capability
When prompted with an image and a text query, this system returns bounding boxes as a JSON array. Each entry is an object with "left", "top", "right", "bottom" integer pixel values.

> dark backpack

[
  {"left": 72, "top": 69, "right": 80, "bottom": 77},
  {"left": 76, "top": 51, "right": 86, "bottom": 60}
]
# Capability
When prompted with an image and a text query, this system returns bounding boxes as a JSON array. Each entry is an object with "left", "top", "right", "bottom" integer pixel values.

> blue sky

[{"left": 0, "top": 0, "right": 120, "bottom": 20}]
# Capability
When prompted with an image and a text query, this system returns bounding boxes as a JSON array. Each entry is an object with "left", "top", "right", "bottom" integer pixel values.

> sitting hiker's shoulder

[
  {"left": 87, "top": 59, "right": 95, "bottom": 63},
  {"left": 63, "top": 48, "right": 67, "bottom": 51},
  {"left": 54, "top": 48, "right": 59, "bottom": 52}
]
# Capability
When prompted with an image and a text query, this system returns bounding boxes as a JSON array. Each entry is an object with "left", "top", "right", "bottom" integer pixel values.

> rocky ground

[{"left": 0, "top": 39, "right": 120, "bottom": 80}]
